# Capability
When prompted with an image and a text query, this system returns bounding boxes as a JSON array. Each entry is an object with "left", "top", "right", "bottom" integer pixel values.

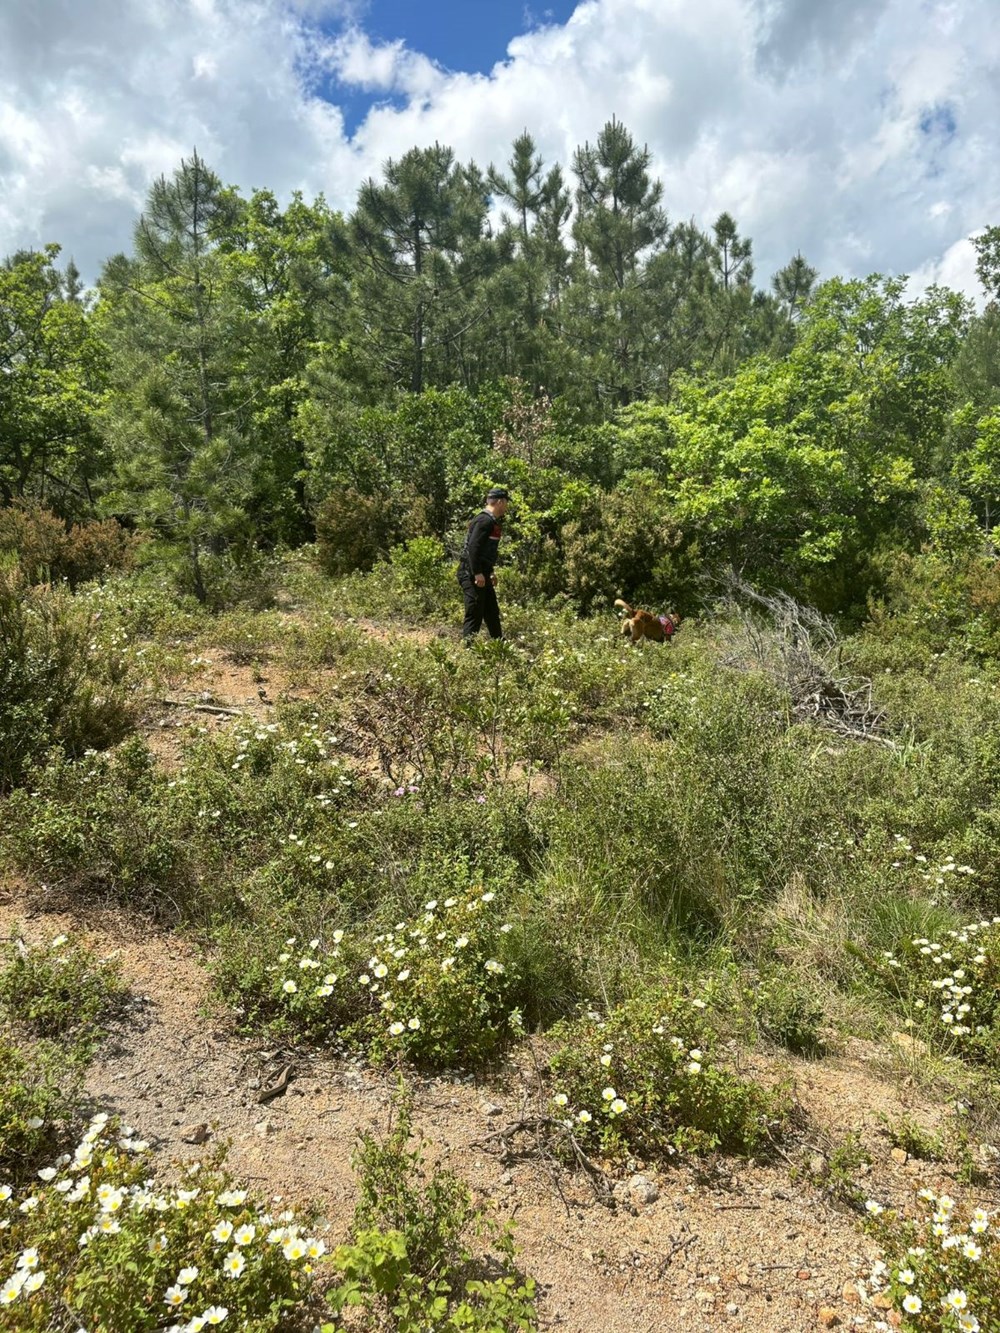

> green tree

[
  {"left": 96, "top": 152, "right": 253, "bottom": 601},
  {"left": 0, "top": 246, "right": 106, "bottom": 509},
  {"left": 569, "top": 117, "right": 669, "bottom": 406},
  {"left": 345, "top": 144, "right": 496, "bottom": 395}
]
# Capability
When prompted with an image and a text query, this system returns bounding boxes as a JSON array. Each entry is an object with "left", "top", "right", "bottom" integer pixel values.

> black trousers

[{"left": 457, "top": 567, "right": 502, "bottom": 639}]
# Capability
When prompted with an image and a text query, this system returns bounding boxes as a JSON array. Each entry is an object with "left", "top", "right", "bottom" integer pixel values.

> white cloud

[{"left": 0, "top": 0, "right": 996, "bottom": 305}]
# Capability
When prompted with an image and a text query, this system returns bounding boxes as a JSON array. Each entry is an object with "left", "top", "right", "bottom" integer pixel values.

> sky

[{"left": 1, "top": 0, "right": 998, "bottom": 300}]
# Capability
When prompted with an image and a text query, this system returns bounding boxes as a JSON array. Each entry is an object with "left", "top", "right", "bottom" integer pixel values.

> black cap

[{"left": 486, "top": 487, "right": 511, "bottom": 501}]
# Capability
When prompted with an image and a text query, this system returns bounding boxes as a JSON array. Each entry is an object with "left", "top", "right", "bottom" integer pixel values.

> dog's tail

[{"left": 613, "top": 598, "right": 633, "bottom": 615}]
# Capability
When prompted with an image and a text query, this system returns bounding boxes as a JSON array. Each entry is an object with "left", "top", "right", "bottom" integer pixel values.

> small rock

[
  {"left": 889, "top": 1147, "right": 908, "bottom": 1164},
  {"left": 479, "top": 1101, "right": 503, "bottom": 1118},
  {"left": 254, "top": 1118, "right": 276, "bottom": 1138},
  {"left": 613, "top": 1173, "right": 660, "bottom": 1205},
  {"left": 872, "top": 1292, "right": 894, "bottom": 1310},
  {"left": 736, "top": 1271, "right": 751, "bottom": 1288},
  {"left": 890, "top": 1030, "right": 928, "bottom": 1056},
  {"left": 725, "top": 1303, "right": 739, "bottom": 1317},
  {"left": 180, "top": 1123, "right": 211, "bottom": 1145},
  {"left": 797, "top": 1270, "right": 812, "bottom": 1281},
  {"left": 695, "top": 1289, "right": 715, "bottom": 1307},
  {"left": 842, "top": 1281, "right": 863, "bottom": 1305},
  {"left": 817, "top": 1307, "right": 840, "bottom": 1328}
]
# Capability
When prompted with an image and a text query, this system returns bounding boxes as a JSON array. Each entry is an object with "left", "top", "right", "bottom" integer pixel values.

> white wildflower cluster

[
  {"left": 551, "top": 1001, "right": 713, "bottom": 1145},
  {"left": 272, "top": 889, "right": 513, "bottom": 1053},
  {"left": 890, "top": 836, "right": 977, "bottom": 901},
  {"left": 881, "top": 904, "right": 1000, "bottom": 1050},
  {"left": 864, "top": 1189, "right": 995, "bottom": 1332},
  {"left": 0, "top": 1117, "right": 325, "bottom": 1328}
]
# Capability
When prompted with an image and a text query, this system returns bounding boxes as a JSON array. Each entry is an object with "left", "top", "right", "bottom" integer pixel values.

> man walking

[{"left": 457, "top": 487, "right": 510, "bottom": 642}]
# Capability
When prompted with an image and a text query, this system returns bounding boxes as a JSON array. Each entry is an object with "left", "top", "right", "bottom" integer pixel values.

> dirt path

[{"left": 5, "top": 886, "right": 983, "bottom": 1332}]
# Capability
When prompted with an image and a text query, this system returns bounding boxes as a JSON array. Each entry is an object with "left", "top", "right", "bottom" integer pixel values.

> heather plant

[
  {"left": 547, "top": 988, "right": 788, "bottom": 1162},
  {"left": 0, "top": 1116, "right": 327, "bottom": 1331},
  {"left": 864, "top": 1189, "right": 999, "bottom": 1332}
]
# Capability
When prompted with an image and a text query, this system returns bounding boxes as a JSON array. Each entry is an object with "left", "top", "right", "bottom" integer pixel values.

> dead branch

[
  {"left": 475, "top": 1113, "right": 617, "bottom": 1210},
  {"left": 714, "top": 575, "right": 895, "bottom": 748}
]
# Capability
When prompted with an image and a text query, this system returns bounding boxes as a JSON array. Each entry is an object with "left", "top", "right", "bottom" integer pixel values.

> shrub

[
  {"left": 328, "top": 1095, "right": 537, "bottom": 1332},
  {"left": 864, "top": 1187, "right": 999, "bottom": 1331},
  {"left": 547, "top": 988, "right": 788, "bottom": 1162},
  {"left": 0, "top": 1037, "right": 80, "bottom": 1186},
  {"left": 0, "top": 567, "right": 137, "bottom": 790},
  {"left": 869, "top": 915, "right": 1000, "bottom": 1066},
  {"left": 0, "top": 932, "right": 128, "bottom": 1064},
  {"left": 266, "top": 884, "right": 524, "bottom": 1069},
  {"left": 0, "top": 502, "right": 140, "bottom": 588},
  {"left": 315, "top": 489, "right": 398, "bottom": 576},
  {"left": 0, "top": 1117, "right": 327, "bottom": 1330}
]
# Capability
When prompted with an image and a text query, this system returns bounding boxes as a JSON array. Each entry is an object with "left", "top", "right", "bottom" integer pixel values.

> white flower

[
  {"left": 958, "top": 1314, "right": 980, "bottom": 1333},
  {"left": 222, "top": 1250, "right": 246, "bottom": 1279},
  {"left": 610, "top": 1098, "right": 628, "bottom": 1115},
  {"left": 407, "top": 1017, "right": 421, "bottom": 1030},
  {"left": 864, "top": 1200, "right": 884, "bottom": 1216},
  {"left": 164, "top": 1284, "right": 188, "bottom": 1308},
  {"left": 234, "top": 1225, "right": 256, "bottom": 1247},
  {"left": 16, "top": 1249, "right": 40, "bottom": 1271},
  {"left": 553, "top": 1093, "right": 568, "bottom": 1107},
  {"left": 212, "top": 1220, "right": 234, "bottom": 1243},
  {"left": 576, "top": 1109, "right": 592, "bottom": 1124},
  {"left": 945, "top": 1289, "right": 969, "bottom": 1312},
  {"left": 902, "top": 1293, "right": 922, "bottom": 1314},
  {"left": 51, "top": 935, "right": 68, "bottom": 948},
  {"left": 686, "top": 1061, "right": 702, "bottom": 1075},
  {"left": 601, "top": 1087, "right": 616, "bottom": 1102},
  {"left": 149, "top": 1234, "right": 169, "bottom": 1254},
  {"left": 22, "top": 1270, "right": 45, "bottom": 1294},
  {"left": 204, "top": 1307, "right": 229, "bottom": 1325},
  {"left": 963, "top": 1239, "right": 982, "bottom": 1261},
  {"left": 283, "top": 1236, "right": 307, "bottom": 1261},
  {"left": 177, "top": 1266, "right": 198, "bottom": 1284},
  {"left": 216, "top": 1190, "right": 246, "bottom": 1207},
  {"left": 282, "top": 979, "right": 297, "bottom": 994},
  {"left": 37, "top": 1167, "right": 57, "bottom": 1182},
  {"left": 484, "top": 959, "right": 504, "bottom": 974},
  {"left": 455, "top": 936, "right": 469, "bottom": 949},
  {"left": 306, "top": 1237, "right": 326, "bottom": 1259}
]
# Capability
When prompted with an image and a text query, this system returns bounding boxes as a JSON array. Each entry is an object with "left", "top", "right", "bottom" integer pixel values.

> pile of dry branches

[{"left": 715, "top": 576, "right": 891, "bottom": 746}]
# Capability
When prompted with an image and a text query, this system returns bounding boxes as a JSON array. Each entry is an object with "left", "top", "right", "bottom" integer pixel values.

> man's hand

[
  {"left": 474, "top": 573, "right": 486, "bottom": 588},
  {"left": 490, "top": 574, "right": 497, "bottom": 587}
]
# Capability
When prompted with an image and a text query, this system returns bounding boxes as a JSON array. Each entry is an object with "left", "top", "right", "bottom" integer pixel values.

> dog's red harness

[{"left": 658, "top": 614, "right": 677, "bottom": 638}]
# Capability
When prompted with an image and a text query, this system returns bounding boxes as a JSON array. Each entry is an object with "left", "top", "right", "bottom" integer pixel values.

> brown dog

[{"left": 614, "top": 599, "right": 682, "bottom": 644}]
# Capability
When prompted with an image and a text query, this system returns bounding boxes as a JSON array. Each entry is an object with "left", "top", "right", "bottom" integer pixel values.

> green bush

[
  {"left": 0, "top": 1117, "right": 327, "bottom": 1330},
  {"left": 547, "top": 988, "right": 788, "bottom": 1161},
  {"left": 0, "top": 567, "right": 137, "bottom": 790},
  {"left": 265, "top": 884, "right": 524, "bottom": 1069},
  {"left": 864, "top": 1187, "right": 999, "bottom": 1331},
  {"left": 0, "top": 932, "right": 128, "bottom": 1063},
  {"left": 870, "top": 915, "right": 1000, "bottom": 1066},
  {"left": 328, "top": 1095, "right": 536, "bottom": 1332},
  {"left": 0, "top": 1037, "right": 80, "bottom": 1186}
]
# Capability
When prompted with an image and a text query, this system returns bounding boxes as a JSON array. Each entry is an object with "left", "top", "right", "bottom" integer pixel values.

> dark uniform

[{"left": 457, "top": 493, "right": 507, "bottom": 640}]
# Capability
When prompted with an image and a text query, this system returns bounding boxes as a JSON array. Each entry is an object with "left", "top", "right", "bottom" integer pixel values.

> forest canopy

[{"left": 3, "top": 124, "right": 999, "bottom": 620}]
